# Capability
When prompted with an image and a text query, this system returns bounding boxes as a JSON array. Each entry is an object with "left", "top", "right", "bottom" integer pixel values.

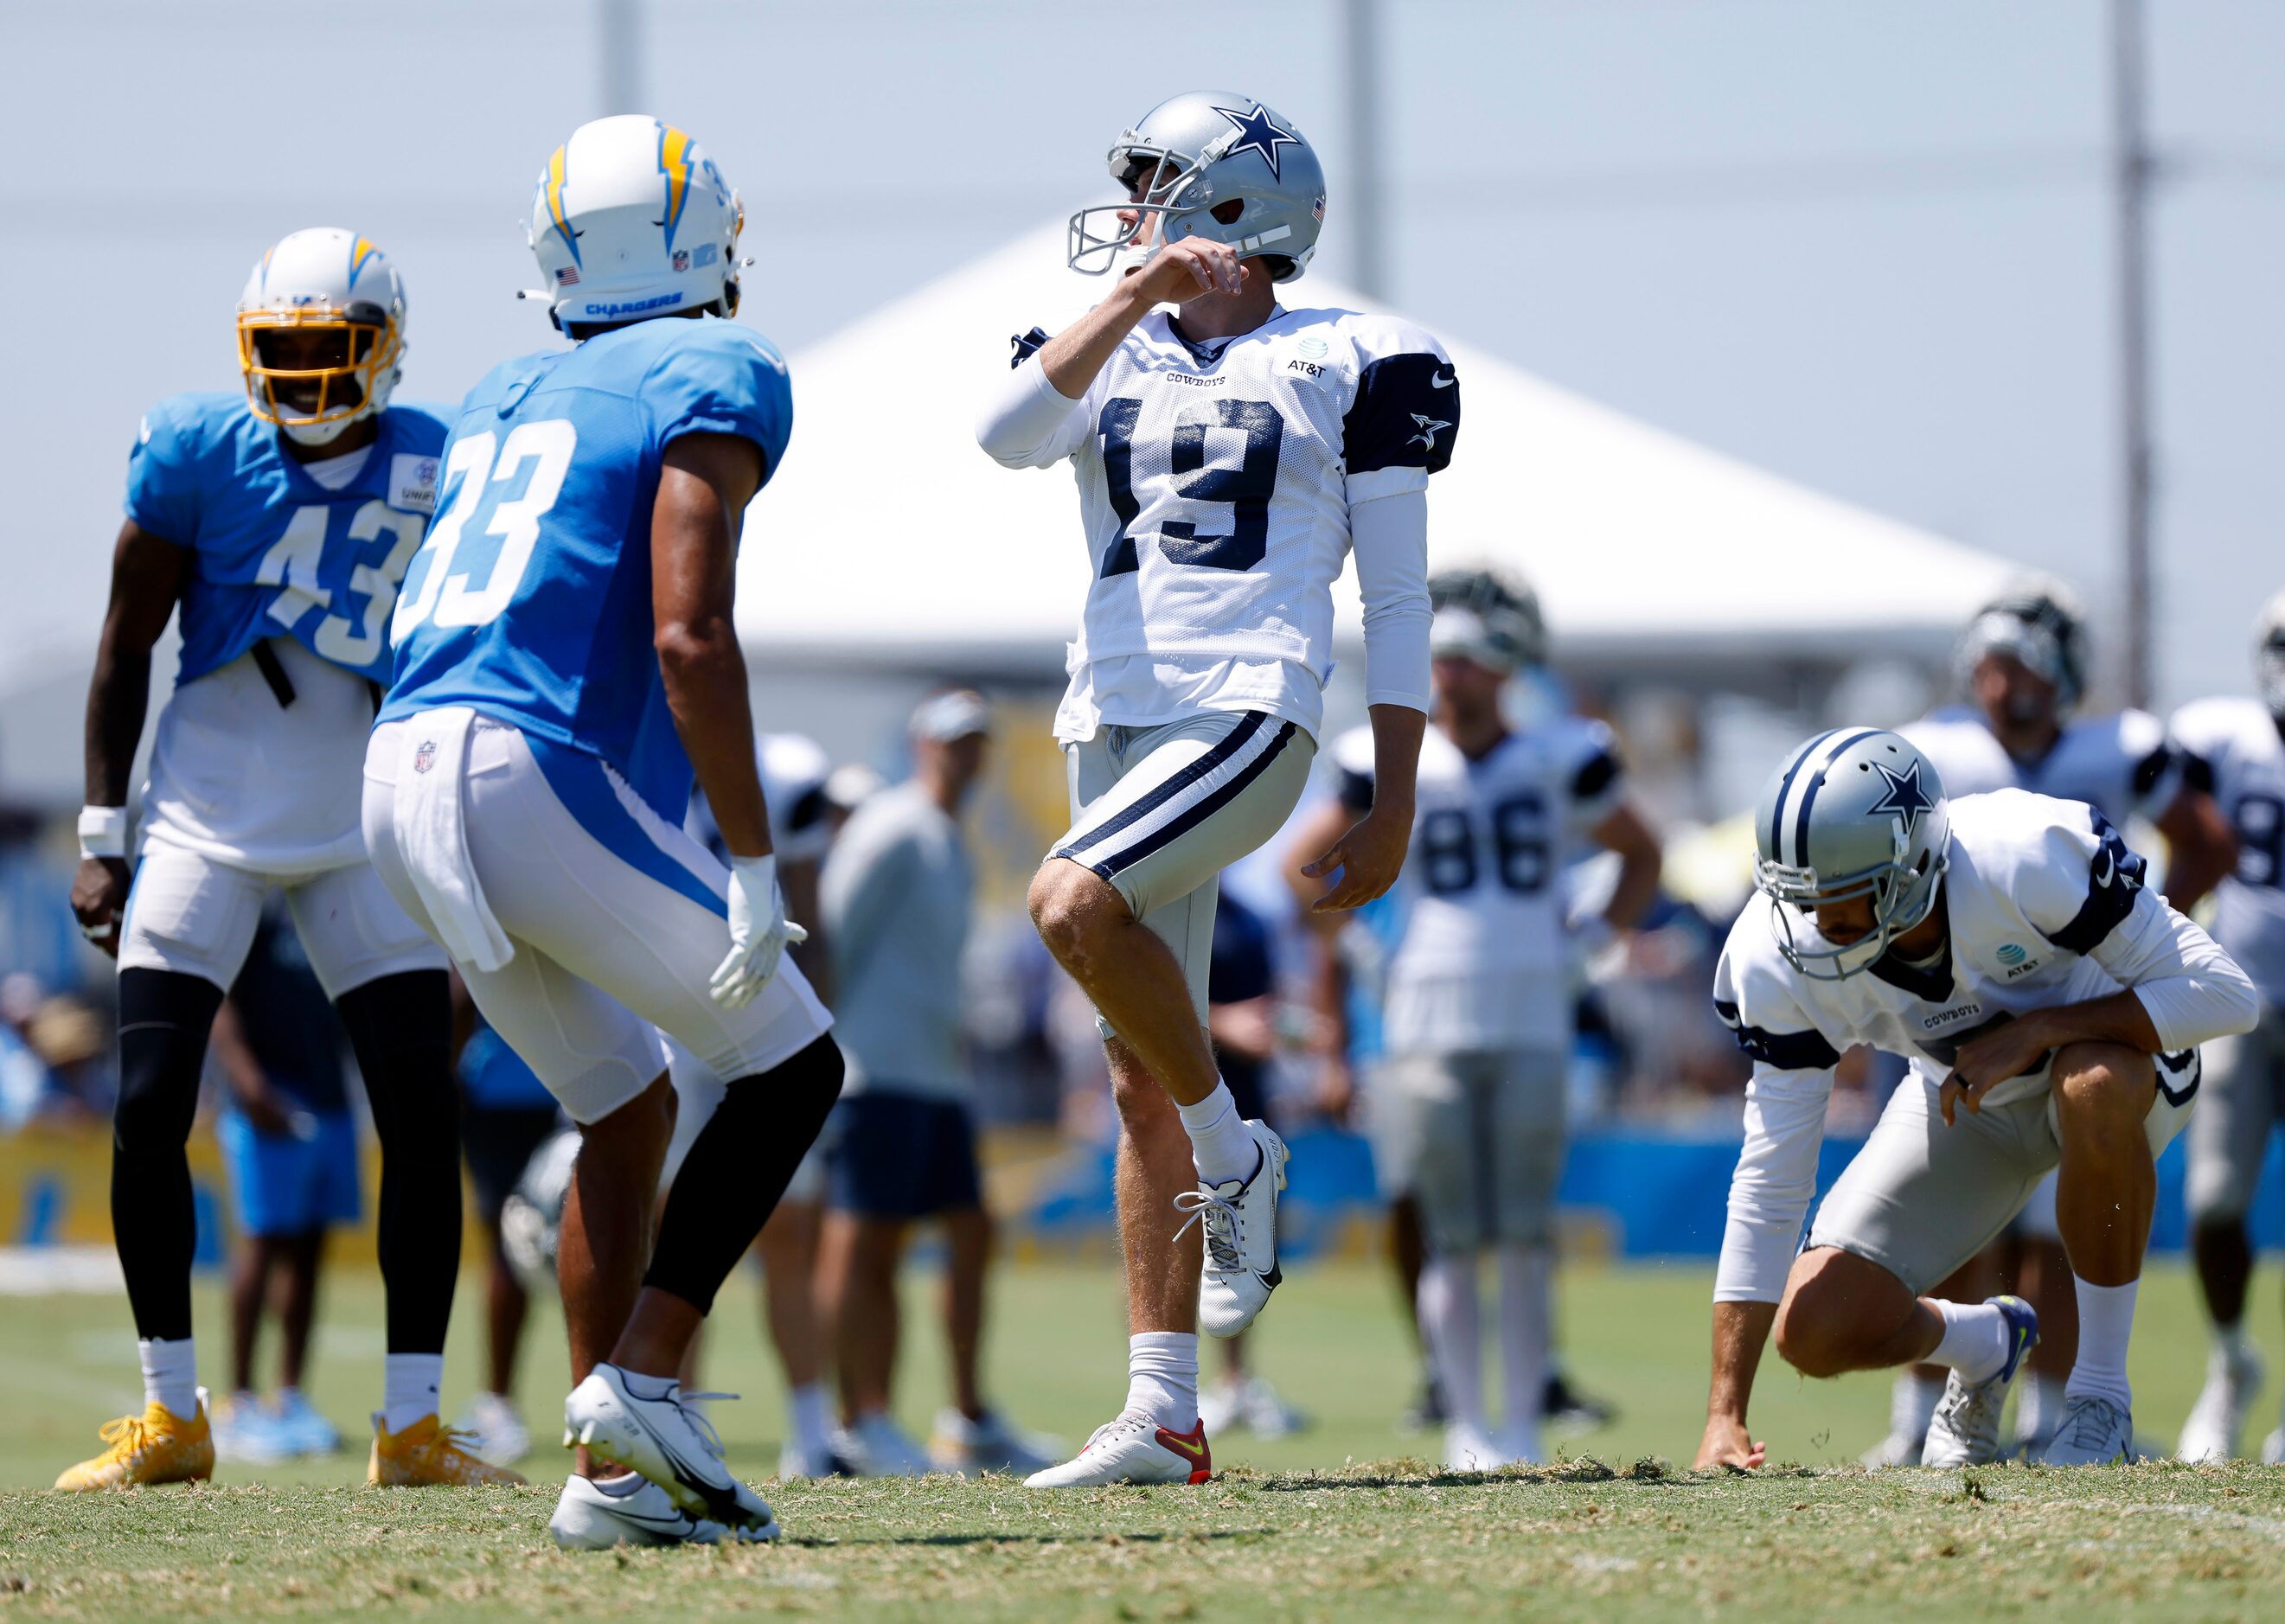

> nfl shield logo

[
  {"left": 672, "top": 248, "right": 690, "bottom": 272},
  {"left": 413, "top": 740, "right": 437, "bottom": 775}
]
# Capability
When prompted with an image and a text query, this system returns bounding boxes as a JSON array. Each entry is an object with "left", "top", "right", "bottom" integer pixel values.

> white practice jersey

[
  {"left": 1900, "top": 706, "right": 2179, "bottom": 828},
  {"left": 2171, "top": 696, "right": 2285, "bottom": 1002},
  {"left": 686, "top": 731, "right": 835, "bottom": 866},
  {"left": 1712, "top": 788, "right": 2257, "bottom": 1301},
  {"left": 999, "top": 305, "right": 1456, "bottom": 744},
  {"left": 141, "top": 637, "right": 376, "bottom": 878},
  {"left": 1337, "top": 718, "right": 1623, "bottom": 1054}
]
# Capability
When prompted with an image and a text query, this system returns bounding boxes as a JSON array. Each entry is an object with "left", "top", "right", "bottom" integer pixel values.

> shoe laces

[
  {"left": 96, "top": 1415, "right": 156, "bottom": 1463},
  {"left": 2058, "top": 1396, "right": 2124, "bottom": 1451},
  {"left": 678, "top": 1392, "right": 737, "bottom": 1459},
  {"left": 1081, "top": 1412, "right": 1155, "bottom": 1455},
  {"left": 1172, "top": 1189, "right": 1242, "bottom": 1269}
]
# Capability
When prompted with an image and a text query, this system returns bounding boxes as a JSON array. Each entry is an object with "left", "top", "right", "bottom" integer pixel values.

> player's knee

[
  {"left": 1772, "top": 1260, "right": 1874, "bottom": 1378},
  {"left": 2050, "top": 1042, "right": 2154, "bottom": 1138},
  {"left": 1028, "top": 860, "right": 1110, "bottom": 967}
]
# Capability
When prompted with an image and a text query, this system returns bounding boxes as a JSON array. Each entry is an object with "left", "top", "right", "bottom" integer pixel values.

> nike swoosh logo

[
  {"left": 1430, "top": 369, "right": 1454, "bottom": 388},
  {"left": 1157, "top": 1432, "right": 1207, "bottom": 1461}
]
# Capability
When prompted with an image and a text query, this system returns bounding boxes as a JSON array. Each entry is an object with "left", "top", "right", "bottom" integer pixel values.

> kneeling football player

[{"left": 1697, "top": 729, "right": 2257, "bottom": 1471}]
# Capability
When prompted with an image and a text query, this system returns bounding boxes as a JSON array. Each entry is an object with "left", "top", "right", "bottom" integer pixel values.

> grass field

[{"left": 4, "top": 1260, "right": 2284, "bottom": 1618}]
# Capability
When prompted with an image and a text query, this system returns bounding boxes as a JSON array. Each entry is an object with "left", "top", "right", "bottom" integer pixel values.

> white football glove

[{"left": 709, "top": 854, "right": 809, "bottom": 1009}]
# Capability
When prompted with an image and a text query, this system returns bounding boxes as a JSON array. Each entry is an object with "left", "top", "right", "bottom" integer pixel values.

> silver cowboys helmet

[
  {"left": 2256, "top": 590, "right": 2285, "bottom": 719},
  {"left": 1429, "top": 566, "right": 1546, "bottom": 673},
  {"left": 1957, "top": 573, "right": 2090, "bottom": 713},
  {"left": 1753, "top": 728, "right": 1951, "bottom": 981},
  {"left": 1069, "top": 91, "right": 1326, "bottom": 282}
]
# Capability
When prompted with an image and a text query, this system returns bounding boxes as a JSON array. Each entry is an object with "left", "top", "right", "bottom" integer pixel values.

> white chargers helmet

[
  {"left": 528, "top": 114, "right": 743, "bottom": 334},
  {"left": 1070, "top": 91, "right": 1327, "bottom": 282},
  {"left": 236, "top": 227, "right": 406, "bottom": 447}
]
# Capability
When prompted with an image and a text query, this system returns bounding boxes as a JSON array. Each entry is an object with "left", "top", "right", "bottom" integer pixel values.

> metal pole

[
  {"left": 2111, "top": 0, "right": 2154, "bottom": 708},
  {"left": 598, "top": 0, "right": 644, "bottom": 117},
  {"left": 1342, "top": 0, "right": 1387, "bottom": 300}
]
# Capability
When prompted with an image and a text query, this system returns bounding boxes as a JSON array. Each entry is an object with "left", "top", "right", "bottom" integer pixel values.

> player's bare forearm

[
  {"left": 1038, "top": 239, "right": 1245, "bottom": 399},
  {"left": 1365, "top": 703, "right": 1425, "bottom": 816},
  {"left": 653, "top": 433, "right": 771, "bottom": 859},
  {"left": 1300, "top": 707, "right": 1424, "bottom": 913},
  {"left": 1697, "top": 1299, "right": 1776, "bottom": 1471},
  {"left": 1940, "top": 991, "right": 2163, "bottom": 1123},
  {"left": 2155, "top": 790, "right": 2235, "bottom": 915},
  {"left": 84, "top": 521, "right": 188, "bottom": 806},
  {"left": 780, "top": 859, "right": 828, "bottom": 998},
  {"left": 1283, "top": 800, "right": 1355, "bottom": 935},
  {"left": 1593, "top": 802, "right": 1664, "bottom": 932},
  {"left": 1036, "top": 278, "right": 1161, "bottom": 400}
]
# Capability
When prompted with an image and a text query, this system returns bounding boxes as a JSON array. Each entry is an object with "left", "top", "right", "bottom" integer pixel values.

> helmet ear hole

[{"left": 1210, "top": 198, "right": 1245, "bottom": 225}]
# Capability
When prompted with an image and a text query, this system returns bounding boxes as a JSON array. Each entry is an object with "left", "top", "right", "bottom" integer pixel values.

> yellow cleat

[
  {"left": 368, "top": 1412, "right": 527, "bottom": 1487},
  {"left": 55, "top": 1393, "right": 215, "bottom": 1491}
]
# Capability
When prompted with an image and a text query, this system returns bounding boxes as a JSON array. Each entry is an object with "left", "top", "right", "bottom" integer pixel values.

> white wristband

[{"left": 78, "top": 806, "right": 128, "bottom": 861}]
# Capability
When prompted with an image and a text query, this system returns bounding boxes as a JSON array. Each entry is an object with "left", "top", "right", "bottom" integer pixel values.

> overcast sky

[{"left": 5, "top": 0, "right": 2281, "bottom": 715}]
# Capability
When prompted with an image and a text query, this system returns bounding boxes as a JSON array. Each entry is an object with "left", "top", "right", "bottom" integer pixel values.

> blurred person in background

[
  {"left": 2170, "top": 591, "right": 2285, "bottom": 1462},
  {"left": 1873, "top": 578, "right": 2235, "bottom": 1464},
  {"left": 450, "top": 979, "right": 565, "bottom": 1467},
  {"left": 0, "top": 973, "right": 64, "bottom": 1131},
  {"left": 1196, "top": 888, "right": 1309, "bottom": 1440},
  {"left": 671, "top": 729, "right": 843, "bottom": 1479},
  {"left": 815, "top": 691, "right": 1053, "bottom": 1476},
  {"left": 1288, "top": 569, "right": 1659, "bottom": 1468},
  {"left": 208, "top": 903, "right": 355, "bottom": 1463},
  {"left": 62, "top": 228, "right": 496, "bottom": 1492}
]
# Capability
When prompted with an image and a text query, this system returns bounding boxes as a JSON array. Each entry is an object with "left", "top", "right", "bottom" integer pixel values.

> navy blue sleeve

[
  {"left": 1343, "top": 352, "right": 1459, "bottom": 476},
  {"left": 2041, "top": 808, "right": 2150, "bottom": 956},
  {"left": 645, "top": 323, "right": 795, "bottom": 488},
  {"left": 1010, "top": 326, "right": 1050, "bottom": 368},
  {"left": 1712, "top": 998, "right": 1844, "bottom": 1071}
]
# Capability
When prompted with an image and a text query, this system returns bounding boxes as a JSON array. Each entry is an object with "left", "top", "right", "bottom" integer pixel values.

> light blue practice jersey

[
  {"left": 381, "top": 316, "right": 792, "bottom": 821},
  {"left": 125, "top": 394, "right": 451, "bottom": 687}
]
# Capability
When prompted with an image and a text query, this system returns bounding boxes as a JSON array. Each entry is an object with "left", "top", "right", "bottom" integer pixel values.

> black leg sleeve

[
  {"left": 334, "top": 969, "right": 461, "bottom": 1356},
  {"left": 112, "top": 969, "right": 226, "bottom": 1342},
  {"left": 644, "top": 1034, "right": 844, "bottom": 1315}
]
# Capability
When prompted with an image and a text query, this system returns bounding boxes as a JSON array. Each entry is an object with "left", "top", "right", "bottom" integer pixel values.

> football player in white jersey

[
  {"left": 669, "top": 731, "right": 844, "bottom": 1478},
  {"left": 977, "top": 91, "right": 1450, "bottom": 1487},
  {"left": 61, "top": 229, "right": 516, "bottom": 1492},
  {"left": 1870, "top": 579, "right": 2235, "bottom": 1462},
  {"left": 1696, "top": 730, "right": 2256, "bottom": 1474},
  {"left": 1284, "top": 569, "right": 1661, "bottom": 1468},
  {"left": 2172, "top": 591, "right": 2285, "bottom": 1461}
]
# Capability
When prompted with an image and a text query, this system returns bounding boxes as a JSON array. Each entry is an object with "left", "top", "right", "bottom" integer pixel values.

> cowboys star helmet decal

[
  {"left": 1867, "top": 758, "right": 1936, "bottom": 832},
  {"left": 1211, "top": 101, "right": 1303, "bottom": 182}
]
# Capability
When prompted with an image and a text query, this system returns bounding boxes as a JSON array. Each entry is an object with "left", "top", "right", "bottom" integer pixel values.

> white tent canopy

[{"left": 734, "top": 223, "right": 2016, "bottom": 681}]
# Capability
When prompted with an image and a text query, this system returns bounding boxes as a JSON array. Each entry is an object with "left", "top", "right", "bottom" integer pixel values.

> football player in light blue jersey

[
  {"left": 368, "top": 116, "right": 841, "bottom": 1550},
  {"left": 62, "top": 229, "right": 515, "bottom": 1493}
]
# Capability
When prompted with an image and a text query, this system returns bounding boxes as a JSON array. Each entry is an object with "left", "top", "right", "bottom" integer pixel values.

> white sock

[
  {"left": 2015, "top": 1371, "right": 2067, "bottom": 1447},
  {"left": 1495, "top": 1244, "right": 1551, "bottom": 1448},
  {"left": 1418, "top": 1255, "right": 1484, "bottom": 1433},
  {"left": 2065, "top": 1276, "right": 2139, "bottom": 1409},
  {"left": 1930, "top": 1300, "right": 2010, "bottom": 1386},
  {"left": 2212, "top": 1318, "right": 2250, "bottom": 1362},
  {"left": 788, "top": 1381, "right": 833, "bottom": 1452},
  {"left": 1175, "top": 1081, "right": 1256, "bottom": 1187},
  {"left": 139, "top": 1337, "right": 198, "bottom": 1421},
  {"left": 1891, "top": 1370, "right": 1944, "bottom": 1439},
  {"left": 1125, "top": 1332, "right": 1200, "bottom": 1432},
  {"left": 381, "top": 1352, "right": 445, "bottom": 1433}
]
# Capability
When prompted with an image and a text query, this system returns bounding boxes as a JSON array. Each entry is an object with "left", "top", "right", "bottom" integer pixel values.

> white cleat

[
  {"left": 1200, "top": 1375, "right": 1309, "bottom": 1441},
  {"left": 453, "top": 1391, "right": 532, "bottom": 1467},
  {"left": 1022, "top": 1411, "right": 1211, "bottom": 1488},
  {"left": 2177, "top": 1344, "right": 2264, "bottom": 1463},
  {"left": 547, "top": 1472, "right": 778, "bottom": 1549},
  {"left": 1443, "top": 1423, "right": 1512, "bottom": 1473},
  {"left": 562, "top": 1365, "right": 774, "bottom": 1532},
  {"left": 1177, "top": 1121, "right": 1289, "bottom": 1339},
  {"left": 1496, "top": 1419, "right": 1546, "bottom": 1467},
  {"left": 2041, "top": 1394, "right": 2135, "bottom": 1466},
  {"left": 931, "top": 1407, "right": 1061, "bottom": 1476},
  {"left": 777, "top": 1435, "right": 849, "bottom": 1480},
  {"left": 1923, "top": 1295, "right": 2039, "bottom": 1468},
  {"left": 2262, "top": 1424, "right": 2285, "bottom": 1466}
]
